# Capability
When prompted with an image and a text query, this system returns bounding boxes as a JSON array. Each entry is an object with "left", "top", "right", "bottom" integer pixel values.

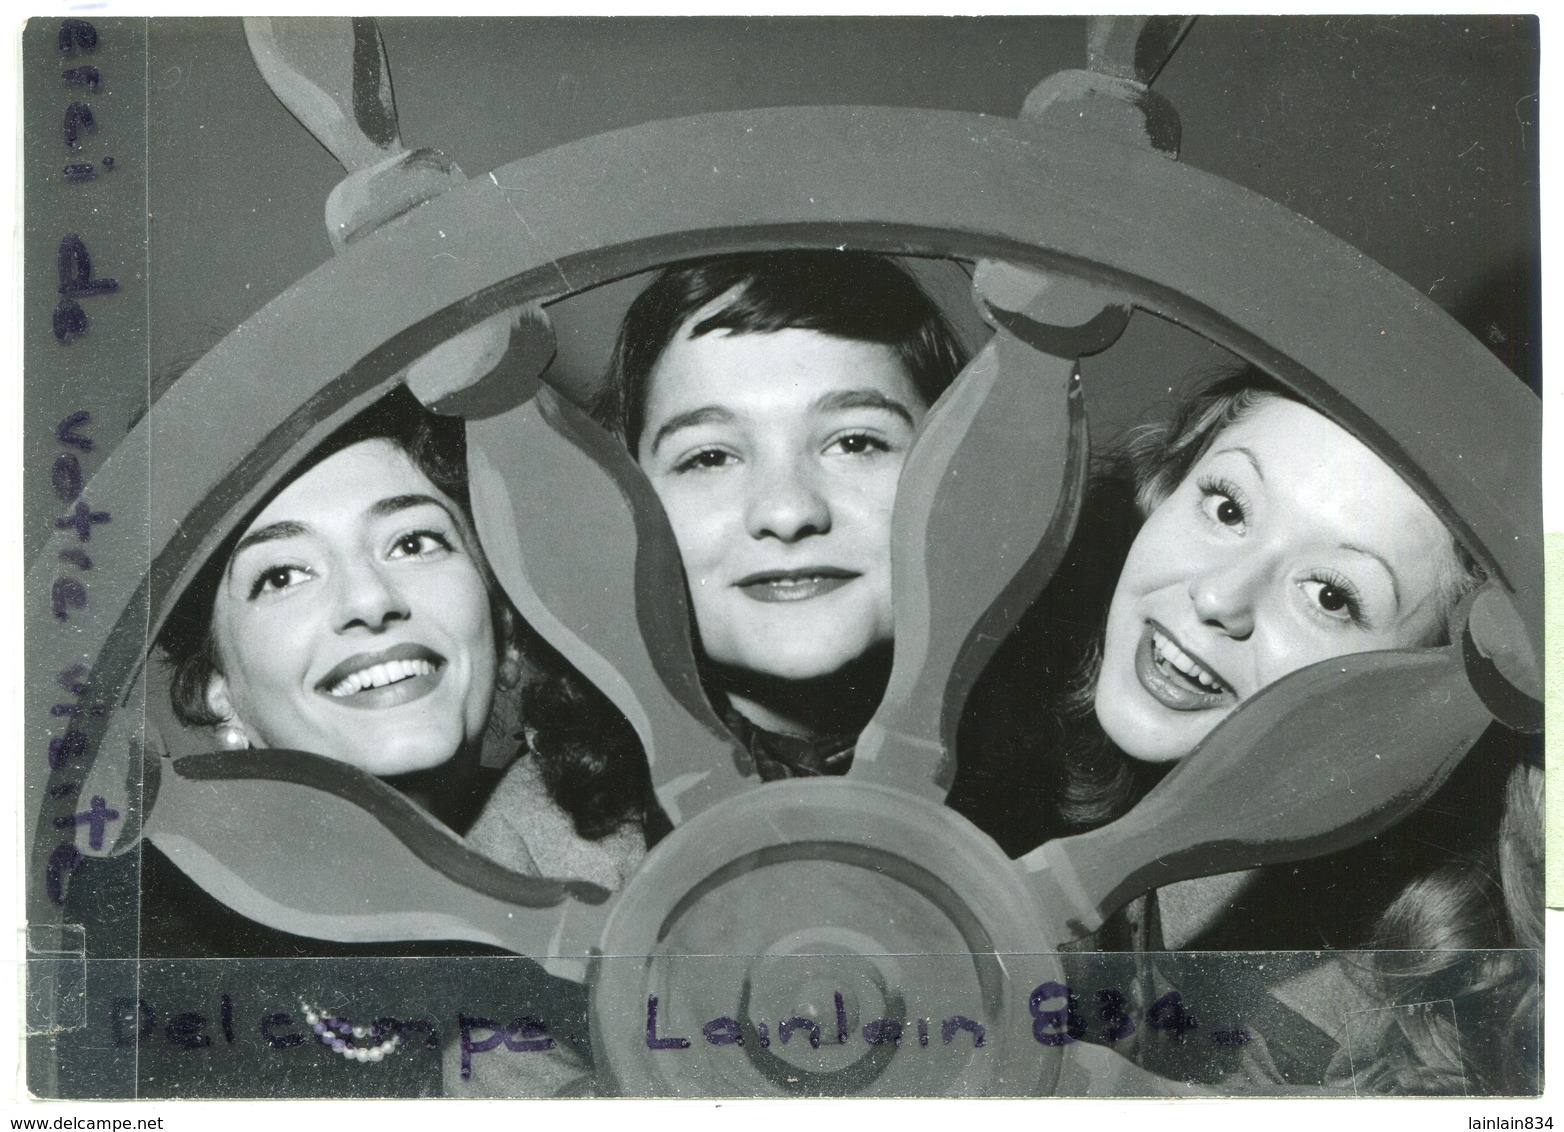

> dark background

[{"left": 142, "top": 16, "right": 1539, "bottom": 440}]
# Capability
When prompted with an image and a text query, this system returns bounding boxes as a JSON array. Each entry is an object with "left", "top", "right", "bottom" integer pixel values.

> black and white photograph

[{"left": 19, "top": 14, "right": 1544, "bottom": 1108}]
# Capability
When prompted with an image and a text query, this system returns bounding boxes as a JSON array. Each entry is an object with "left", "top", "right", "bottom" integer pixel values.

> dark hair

[
  {"left": 520, "top": 638, "right": 659, "bottom": 843},
  {"left": 592, "top": 250, "right": 969, "bottom": 448},
  {"left": 157, "top": 386, "right": 495, "bottom": 729},
  {"left": 534, "top": 251, "right": 971, "bottom": 842}
]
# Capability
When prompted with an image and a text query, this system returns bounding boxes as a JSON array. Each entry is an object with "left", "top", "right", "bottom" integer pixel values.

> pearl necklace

[{"left": 300, "top": 1000, "right": 402, "bottom": 1063}]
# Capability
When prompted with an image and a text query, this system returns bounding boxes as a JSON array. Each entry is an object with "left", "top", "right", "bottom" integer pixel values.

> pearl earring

[
  {"left": 499, "top": 645, "right": 524, "bottom": 690},
  {"left": 215, "top": 723, "right": 250, "bottom": 751}
]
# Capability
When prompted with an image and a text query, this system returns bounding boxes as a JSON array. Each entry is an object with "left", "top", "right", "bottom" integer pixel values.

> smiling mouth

[
  {"left": 317, "top": 644, "right": 446, "bottom": 708},
  {"left": 734, "top": 567, "right": 859, "bottom": 603},
  {"left": 1134, "top": 622, "right": 1234, "bottom": 710}
]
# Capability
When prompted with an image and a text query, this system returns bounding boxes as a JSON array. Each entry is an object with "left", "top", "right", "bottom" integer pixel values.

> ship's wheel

[{"left": 29, "top": 16, "right": 1540, "bottom": 1097}]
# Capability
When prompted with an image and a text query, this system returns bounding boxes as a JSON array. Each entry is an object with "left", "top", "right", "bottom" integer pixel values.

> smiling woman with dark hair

[
  {"left": 445, "top": 249, "right": 973, "bottom": 1096},
  {"left": 156, "top": 387, "right": 518, "bottom": 833},
  {"left": 463, "top": 251, "right": 973, "bottom": 882},
  {"left": 139, "top": 387, "right": 573, "bottom": 1094}
]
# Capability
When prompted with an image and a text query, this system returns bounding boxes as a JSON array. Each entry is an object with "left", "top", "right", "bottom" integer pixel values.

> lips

[
  {"left": 733, "top": 566, "right": 859, "bottom": 603},
  {"left": 316, "top": 642, "right": 446, "bottom": 709},
  {"left": 1133, "top": 621, "right": 1236, "bottom": 711}
]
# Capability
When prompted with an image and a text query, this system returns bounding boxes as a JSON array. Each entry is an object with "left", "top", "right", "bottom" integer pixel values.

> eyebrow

[
  {"left": 227, "top": 494, "right": 456, "bottom": 569},
  {"left": 1340, "top": 542, "right": 1402, "bottom": 611},
  {"left": 370, "top": 493, "right": 455, "bottom": 521},
  {"left": 814, "top": 388, "right": 918, "bottom": 427},
  {"left": 231, "top": 520, "right": 308, "bottom": 562},
  {"left": 1209, "top": 444, "right": 1265, "bottom": 482},
  {"left": 647, "top": 406, "right": 737, "bottom": 455},
  {"left": 646, "top": 389, "right": 918, "bottom": 455}
]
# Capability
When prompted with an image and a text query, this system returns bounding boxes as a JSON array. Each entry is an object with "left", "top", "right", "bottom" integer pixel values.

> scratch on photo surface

[
  {"left": 488, "top": 171, "right": 571, "bottom": 292},
  {"left": 1343, "top": 996, "right": 1466, "bottom": 1096}
]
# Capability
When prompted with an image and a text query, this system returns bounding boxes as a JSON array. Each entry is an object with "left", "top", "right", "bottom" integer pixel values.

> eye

[
  {"left": 247, "top": 564, "right": 312, "bottom": 600},
  {"left": 1300, "top": 573, "right": 1367, "bottom": 626},
  {"left": 673, "top": 447, "right": 738, "bottom": 473},
  {"left": 1196, "top": 476, "right": 1248, "bottom": 532},
  {"left": 825, "top": 431, "right": 892, "bottom": 458},
  {"left": 389, "top": 529, "right": 455, "bottom": 559}
]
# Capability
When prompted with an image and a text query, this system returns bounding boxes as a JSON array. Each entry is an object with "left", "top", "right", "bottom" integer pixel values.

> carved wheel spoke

[
  {"left": 852, "top": 327, "right": 1086, "bottom": 800},
  {"left": 142, "top": 750, "right": 612, "bottom": 976},
  {"left": 467, "top": 390, "right": 757, "bottom": 826}
]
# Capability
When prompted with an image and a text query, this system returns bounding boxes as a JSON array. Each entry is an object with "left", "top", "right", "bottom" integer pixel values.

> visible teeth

[
  {"left": 1150, "top": 629, "right": 1225, "bottom": 693},
  {"left": 328, "top": 658, "right": 436, "bottom": 697}
]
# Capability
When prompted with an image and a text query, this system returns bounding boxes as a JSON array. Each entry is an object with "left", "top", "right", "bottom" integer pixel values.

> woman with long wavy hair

[{"left": 960, "top": 369, "right": 1538, "bottom": 1093}]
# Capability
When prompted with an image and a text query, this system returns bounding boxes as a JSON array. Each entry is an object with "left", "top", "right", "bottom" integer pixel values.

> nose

[
  {"left": 1188, "top": 554, "right": 1261, "bottom": 640},
  {"left": 331, "top": 557, "right": 410, "bottom": 632},
  {"left": 745, "top": 457, "right": 832, "bottom": 543}
]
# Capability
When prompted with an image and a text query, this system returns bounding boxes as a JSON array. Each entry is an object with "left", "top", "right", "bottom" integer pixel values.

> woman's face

[
  {"left": 1096, "top": 398, "right": 1455, "bottom": 763},
  {"left": 637, "top": 310, "right": 928, "bottom": 684},
  {"left": 208, "top": 438, "right": 497, "bottom": 776}
]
